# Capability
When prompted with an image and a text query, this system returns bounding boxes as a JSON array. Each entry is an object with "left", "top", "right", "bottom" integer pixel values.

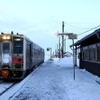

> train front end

[{"left": 0, "top": 33, "right": 25, "bottom": 79}]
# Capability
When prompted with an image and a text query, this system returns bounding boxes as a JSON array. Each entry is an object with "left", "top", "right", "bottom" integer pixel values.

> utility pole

[{"left": 62, "top": 21, "right": 64, "bottom": 58}]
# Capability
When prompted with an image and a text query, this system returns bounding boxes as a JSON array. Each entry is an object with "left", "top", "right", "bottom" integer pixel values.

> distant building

[{"left": 64, "top": 52, "right": 73, "bottom": 57}]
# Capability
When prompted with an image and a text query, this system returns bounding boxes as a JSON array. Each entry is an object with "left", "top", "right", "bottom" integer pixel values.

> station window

[
  {"left": 82, "top": 44, "right": 97, "bottom": 61},
  {"left": 89, "top": 45, "right": 96, "bottom": 61},
  {"left": 82, "top": 47, "right": 89, "bottom": 61},
  {"left": 97, "top": 43, "right": 100, "bottom": 61}
]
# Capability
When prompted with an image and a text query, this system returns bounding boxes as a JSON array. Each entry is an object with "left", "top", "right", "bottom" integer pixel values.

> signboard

[
  {"left": 58, "top": 33, "right": 73, "bottom": 36},
  {"left": 68, "top": 34, "right": 77, "bottom": 39}
]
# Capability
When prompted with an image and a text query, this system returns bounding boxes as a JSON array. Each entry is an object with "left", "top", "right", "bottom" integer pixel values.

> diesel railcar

[{"left": 0, "top": 32, "right": 44, "bottom": 79}]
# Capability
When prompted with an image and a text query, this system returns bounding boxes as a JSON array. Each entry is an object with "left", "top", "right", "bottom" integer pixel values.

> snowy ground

[{"left": 0, "top": 57, "right": 100, "bottom": 100}]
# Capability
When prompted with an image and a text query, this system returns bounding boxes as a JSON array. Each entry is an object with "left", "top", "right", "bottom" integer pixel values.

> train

[{"left": 0, "top": 32, "right": 45, "bottom": 80}]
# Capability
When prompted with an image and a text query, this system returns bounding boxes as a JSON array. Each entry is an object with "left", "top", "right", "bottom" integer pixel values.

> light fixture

[{"left": 2, "top": 35, "right": 11, "bottom": 40}]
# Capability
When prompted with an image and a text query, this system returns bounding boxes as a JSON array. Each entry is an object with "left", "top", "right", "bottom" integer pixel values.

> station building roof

[{"left": 74, "top": 28, "right": 100, "bottom": 46}]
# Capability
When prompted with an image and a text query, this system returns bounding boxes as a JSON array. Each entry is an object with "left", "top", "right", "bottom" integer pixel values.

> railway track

[
  {"left": 96, "top": 80, "right": 100, "bottom": 84},
  {"left": 0, "top": 81, "right": 17, "bottom": 96},
  {"left": 0, "top": 65, "right": 43, "bottom": 99}
]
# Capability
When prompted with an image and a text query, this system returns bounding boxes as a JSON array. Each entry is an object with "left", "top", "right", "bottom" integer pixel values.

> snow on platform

[{"left": 1, "top": 57, "right": 100, "bottom": 100}]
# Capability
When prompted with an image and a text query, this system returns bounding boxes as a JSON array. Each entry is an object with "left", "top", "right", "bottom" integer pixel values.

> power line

[
  {"left": 65, "top": 22, "right": 100, "bottom": 36},
  {"left": 65, "top": 22, "right": 92, "bottom": 29},
  {"left": 78, "top": 25, "right": 100, "bottom": 36}
]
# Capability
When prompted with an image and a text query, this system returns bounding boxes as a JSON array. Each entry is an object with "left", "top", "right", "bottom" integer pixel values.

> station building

[{"left": 74, "top": 28, "right": 100, "bottom": 77}]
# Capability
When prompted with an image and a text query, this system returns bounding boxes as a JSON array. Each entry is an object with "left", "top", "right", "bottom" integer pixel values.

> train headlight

[
  {"left": 2, "top": 35, "right": 11, "bottom": 40},
  {"left": 7, "top": 36, "right": 11, "bottom": 39},
  {"left": 2, "top": 36, "right": 7, "bottom": 39}
]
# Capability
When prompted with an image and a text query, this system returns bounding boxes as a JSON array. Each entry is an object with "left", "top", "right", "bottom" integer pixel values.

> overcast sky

[{"left": 0, "top": 0, "right": 100, "bottom": 54}]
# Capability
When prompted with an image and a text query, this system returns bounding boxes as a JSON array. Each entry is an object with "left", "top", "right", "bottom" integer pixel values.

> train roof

[
  {"left": 0, "top": 32, "right": 30, "bottom": 41},
  {"left": 0, "top": 32, "right": 44, "bottom": 50},
  {"left": 0, "top": 32, "right": 25, "bottom": 37},
  {"left": 73, "top": 28, "right": 100, "bottom": 46}
]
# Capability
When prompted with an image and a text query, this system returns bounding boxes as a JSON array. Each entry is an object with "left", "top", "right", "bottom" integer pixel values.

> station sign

[{"left": 68, "top": 34, "right": 77, "bottom": 39}]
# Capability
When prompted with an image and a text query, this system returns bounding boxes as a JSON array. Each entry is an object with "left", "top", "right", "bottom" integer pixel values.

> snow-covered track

[
  {"left": 96, "top": 80, "right": 100, "bottom": 84},
  {"left": 0, "top": 81, "right": 17, "bottom": 96},
  {"left": 0, "top": 64, "right": 43, "bottom": 100}
]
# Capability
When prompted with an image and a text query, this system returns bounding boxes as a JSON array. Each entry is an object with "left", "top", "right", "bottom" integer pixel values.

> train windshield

[
  {"left": 3, "top": 43, "right": 10, "bottom": 53},
  {"left": 13, "top": 37, "right": 23, "bottom": 54}
]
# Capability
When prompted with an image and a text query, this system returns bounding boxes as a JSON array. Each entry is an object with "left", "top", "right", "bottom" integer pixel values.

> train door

[
  {"left": 29, "top": 43, "right": 32, "bottom": 68},
  {"left": 1, "top": 42, "right": 12, "bottom": 67},
  {"left": 12, "top": 37, "right": 23, "bottom": 69},
  {"left": 26, "top": 41, "right": 32, "bottom": 69}
]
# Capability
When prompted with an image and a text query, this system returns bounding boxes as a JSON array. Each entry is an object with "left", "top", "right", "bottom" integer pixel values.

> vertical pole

[
  {"left": 50, "top": 48, "right": 52, "bottom": 58},
  {"left": 59, "top": 36, "right": 60, "bottom": 58},
  {"left": 62, "top": 21, "right": 64, "bottom": 58},
  {"left": 56, "top": 44, "right": 58, "bottom": 58},
  {"left": 75, "top": 47, "right": 77, "bottom": 66},
  {"left": 73, "top": 39, "right": 75, "bottom": 80},
  {"left": 50, "top": 49, "right": 51, "bottom": 58},
  {"left": 64, "top": 38, "right": 66, "bottom": 53}
]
